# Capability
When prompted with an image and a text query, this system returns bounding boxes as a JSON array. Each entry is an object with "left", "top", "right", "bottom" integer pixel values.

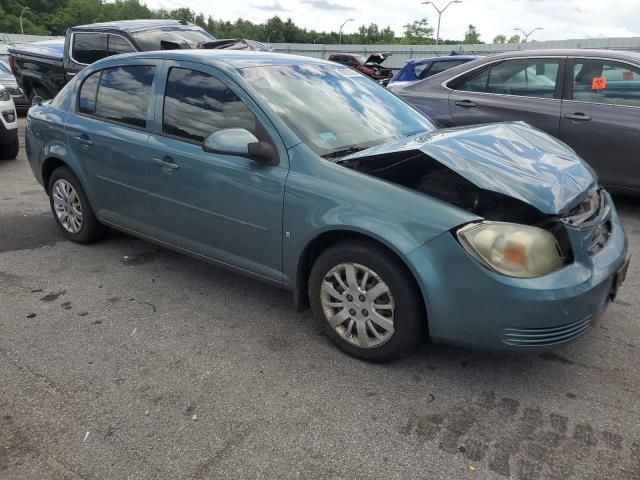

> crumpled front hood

[{"left": 341, "top": 122, "right": 596, "bottom": 215}]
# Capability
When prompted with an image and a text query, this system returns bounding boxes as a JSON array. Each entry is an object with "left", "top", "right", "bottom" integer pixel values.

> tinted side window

[
  {"left": 78, "top": 71, "right": 100, "bottom": 114},
  {"left": 423, "top": 60, "right": 467, "bottom": 78},
  {"left": 163, "top": 68, "right": 257, "bottom": 143},
  {"left": 413, "top": 63, "right": 431, "bottom": 78},
  {"left": 572, "top": 59, "right": 640, "bottom": 107},
  {"left": 108, "top": 35, "right": 136, "bottom": 56},
  {"left": 72, "top": 33, "right": 108, "bottom": 64},
  {"left": 459, "top": 59, "right": 560, "bottom": 98},
  {"left": 94, "top": 65, "right": 155, "bottom": 128}
]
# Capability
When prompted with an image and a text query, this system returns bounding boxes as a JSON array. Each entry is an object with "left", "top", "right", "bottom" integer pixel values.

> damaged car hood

[{"left": 340, "top": 122, "right": 596, "bottom": 215}]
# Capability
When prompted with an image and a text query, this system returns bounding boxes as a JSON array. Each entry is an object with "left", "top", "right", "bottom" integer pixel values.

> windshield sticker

[
  {"left": 319, "top": 131, "right": 337, "bottom": 142},
  {"left": 336, "top": 68, "right": 362, "bottom": 78},
  {"left": 591, "top": 76, "right": 607, "bottom": 90}
]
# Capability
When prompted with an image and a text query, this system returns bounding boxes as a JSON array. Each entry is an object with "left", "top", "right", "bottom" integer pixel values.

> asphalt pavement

[{"left": 1, "top": 117, "right": 639, "bottom": 480}]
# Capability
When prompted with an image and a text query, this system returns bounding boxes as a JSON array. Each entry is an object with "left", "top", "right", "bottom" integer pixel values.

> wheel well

[
  {"left": 42, "top": 157, "right": 67, "bottom": 193},
  {"left": 294, "top": 230, "right": 427, "bottom": 321}
]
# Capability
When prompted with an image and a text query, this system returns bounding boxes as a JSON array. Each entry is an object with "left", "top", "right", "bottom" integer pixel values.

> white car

[{"left": 0, "top": 84, "right": 18, "bottom": 159}]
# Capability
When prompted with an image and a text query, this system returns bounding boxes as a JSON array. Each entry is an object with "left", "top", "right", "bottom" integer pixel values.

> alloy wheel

[{"left": 52, "top": 179, "right": 83, "bottom": 234}]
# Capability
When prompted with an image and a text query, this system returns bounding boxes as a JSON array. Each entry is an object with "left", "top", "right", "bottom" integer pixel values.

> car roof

[
  {"left": 104, "top": 49, "right": 332, "bottom": 69},
  {"left": 73, "top": 19, "right": 196, "bottom": 33},
  {"left": 409, "top": 55, "right": 479, "bottom": 64},
  {"left": 488, "top": 48, "right": 640, "bottom": 62}
]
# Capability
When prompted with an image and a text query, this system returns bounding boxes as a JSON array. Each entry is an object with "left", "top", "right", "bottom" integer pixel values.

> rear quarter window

[{"left": 78, "top": 65, "right": 156, "bottom": 129}]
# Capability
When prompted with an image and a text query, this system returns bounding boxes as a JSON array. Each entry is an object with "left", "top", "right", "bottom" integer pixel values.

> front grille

[
  {"left": 502, "top": 316, "right": 593, "bottom": 347},
  {"left": 6, "top": 87, "right": 23, "bottom": 97}
]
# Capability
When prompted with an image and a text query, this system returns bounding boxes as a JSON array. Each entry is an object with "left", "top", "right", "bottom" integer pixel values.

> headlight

[
  {"left": 0, "top": 88, "right": 9, "bottom": 102},
  {"left": 457, "top": 222, "right": 564, "bottom": 278}
]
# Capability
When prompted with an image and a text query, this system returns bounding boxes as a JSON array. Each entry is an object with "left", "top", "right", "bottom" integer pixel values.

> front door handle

[
  {"left": 73, "top": 135, "right": 93, "bottom": 146},
  {"left": 563, "top": 113, "right": 592, "bottom": 122},
  {"left": 151, "top": 156, "right": 179, "bottom": 171},
  {"left": 455, "top": 99, "right": 477, "bottom": 108}
]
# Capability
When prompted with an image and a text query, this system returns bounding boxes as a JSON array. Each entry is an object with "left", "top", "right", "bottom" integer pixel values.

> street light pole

[
  {"left": 338, "top": 18, "right": 354, "bottom": 45},
  {"left": 513, "top": 27, "right": 543, "bottom": 43},
  {"left": 19, "top": 6, "right": 31, "bottom": 36},
  {"left": 422, "top": 1, "right": 462, "bottom": 46}
]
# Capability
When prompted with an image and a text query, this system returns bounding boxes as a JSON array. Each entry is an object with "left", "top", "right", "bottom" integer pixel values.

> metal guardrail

[
  {"left": 2, "top": 32, "right": 639, "bottom": 69},
  {"left": 271, "top": 37, "right": 640, "bottom": 68}
]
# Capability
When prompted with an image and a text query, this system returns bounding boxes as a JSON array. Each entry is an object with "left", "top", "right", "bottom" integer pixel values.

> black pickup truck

[{"left": 9, "top": 19, "right": 269, "bottom": 101}]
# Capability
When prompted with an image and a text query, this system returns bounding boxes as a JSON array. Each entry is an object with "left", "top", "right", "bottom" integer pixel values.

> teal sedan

[{"left": 25, "top": 50, "right": 629, "bottom": 361}]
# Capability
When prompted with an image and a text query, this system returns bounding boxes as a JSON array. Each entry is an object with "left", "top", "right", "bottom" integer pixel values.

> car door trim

[
  {"left": 99, "top": 218, "right": 282, "bottom": 286},
  {"left": 96, "top": 174, "right": 147, "bottom": 193},
  {"left": 147, "top": 191, "right": 270, "bottom": 232}
]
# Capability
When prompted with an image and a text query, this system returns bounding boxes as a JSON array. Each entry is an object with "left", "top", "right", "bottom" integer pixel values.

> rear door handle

[
  {"left": 73, "top": 135, "right": 93, "bottom": 146},
  {"left": 563, "top": 113, "right": 592, "bottom": 121},
  {"left": 455, "top": 100, "right": 477, "bottom": 108},
  {"left": 151, "top": 156, "right": 179, "bottom": 171}
]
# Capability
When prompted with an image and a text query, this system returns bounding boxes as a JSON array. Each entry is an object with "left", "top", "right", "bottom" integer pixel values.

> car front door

[
  {"left": 65, "top": 61, "right": 160, "bottom": 232},
  {"left": 559, "top": 57, "right": 640, "bottom": 189},
  {"left": 146, "top": 61, "right": 288, "bottom": 282},
  {"left": 448, "top": 57, "right": 564, "bottom": 137}
]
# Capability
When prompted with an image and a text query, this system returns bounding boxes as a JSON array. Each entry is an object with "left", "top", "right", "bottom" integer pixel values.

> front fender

[{"left": 281, "top": 143, "right": 480, "bottom": 287}]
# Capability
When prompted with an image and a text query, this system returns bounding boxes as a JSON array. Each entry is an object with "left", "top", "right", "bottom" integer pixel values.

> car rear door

[
  {"left": 448, "top": 57, "right": 564, "bottom": 137},
  {"left": 65, "top": 61, "right": 160, "bottom": 232},
  {"left": 558, "top": 57, "right": 640, "bottom": 189},
  {"left": 145, "top": 61, "right": 288, "bottom": 282}
]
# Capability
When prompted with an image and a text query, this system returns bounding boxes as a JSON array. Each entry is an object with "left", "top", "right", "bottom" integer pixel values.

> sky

[{"left": 145, "top": 0, "right": 640, "bottom": 42}]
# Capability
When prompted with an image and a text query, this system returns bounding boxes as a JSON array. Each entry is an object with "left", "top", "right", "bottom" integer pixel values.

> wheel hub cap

[
  {"left": 52, "top": 179, "right": 83, "bottom": 234},
  {"left": 320, "top": 263, "right": 395, "bottom": 349}
]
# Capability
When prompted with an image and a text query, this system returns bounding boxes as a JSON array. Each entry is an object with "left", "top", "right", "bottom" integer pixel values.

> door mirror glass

[{"left": 203, "top": 128, "right": 277, "bottom": 164}]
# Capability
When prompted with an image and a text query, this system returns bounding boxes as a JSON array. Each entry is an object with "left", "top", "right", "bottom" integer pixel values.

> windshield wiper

[{"left": 321, "top": 145, "right": 370, "bottom": 160}]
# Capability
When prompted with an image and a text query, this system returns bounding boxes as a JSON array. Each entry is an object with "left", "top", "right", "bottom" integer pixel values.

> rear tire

[
  {"left": 0, "top": 136, "right": 19, "bottom": 160},
  {"left": 309, "top": 239, "right": 425, "bottom": 362},
  {"left": 48, "top": 166, "right": 106, "bottom": 244}
]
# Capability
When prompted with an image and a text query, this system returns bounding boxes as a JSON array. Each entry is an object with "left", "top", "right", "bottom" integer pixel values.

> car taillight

[{"left": 8, "top": 55, "right": 15, "bottom": 74}]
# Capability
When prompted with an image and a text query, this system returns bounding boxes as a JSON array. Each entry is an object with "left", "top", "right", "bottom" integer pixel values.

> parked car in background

[
  {"left": 8, "top": 20, "right": 215, "bottom": 101},
  {"left": 0, "top": 87, "right": 18, "bottom": 159},
  {"left": 388, "top": 55, "right": 478, "bottom": 89},
  {"left": 25, "top": 50, "right": 628, "bottom": 361},
  {"left": 328, "top": 52, "right": 393, "bottom": 84},
  {"left": 396, "top": 49, "right": 640, "bottom": 193},
  {"left": 8, "top": 19, "right": 271, "bottom": 102},
  {"left": 0, "top": 60, "right": 28, "bottom": 111}
]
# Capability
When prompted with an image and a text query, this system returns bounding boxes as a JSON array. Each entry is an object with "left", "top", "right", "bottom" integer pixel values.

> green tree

[
  {"left": 463, "top": 24, "right": 481, "bottom": 44},
  {"left": 492, "top": 34, "right": 506, "bottom": 44},
  {"left": 508, "top": 34, "right": 522, "bottom": 43},
  {"left": 402, "top": 18, "right": 434, "bottom": 44}
]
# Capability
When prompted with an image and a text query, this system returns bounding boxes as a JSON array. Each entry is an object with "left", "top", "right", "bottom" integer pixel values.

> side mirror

[
  {"left": 31, "top": 95, "right": 43, "bottom": 107},
  {"left": 202, "top": 128, "right": 277, "bottom": 164}
]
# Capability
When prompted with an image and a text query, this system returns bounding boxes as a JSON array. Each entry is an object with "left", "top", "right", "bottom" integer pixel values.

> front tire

[
  {"left": 309, "top": 240, "right": 425, "bottom": 362},
  {"left": 0, "top": 136, "right": 19, "bottom": 160},
  {"left": 48, "top": 166, "right": 106, "bottom": 243}
]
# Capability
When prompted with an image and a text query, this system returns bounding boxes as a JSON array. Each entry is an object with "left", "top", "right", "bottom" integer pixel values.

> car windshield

[
  {"left": 241, "top": 64, "right": 436, "bottom": 157},
  {"left": 133, "top": 27, "right": 215, "bottom": 50},
  {"left": 0, "top": 60, "right": 11, "bottom": 75}
]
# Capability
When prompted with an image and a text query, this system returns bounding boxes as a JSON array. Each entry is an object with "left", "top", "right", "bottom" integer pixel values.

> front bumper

[{"left": 407, "top": 191, "right": 628, "bottom": 351}]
